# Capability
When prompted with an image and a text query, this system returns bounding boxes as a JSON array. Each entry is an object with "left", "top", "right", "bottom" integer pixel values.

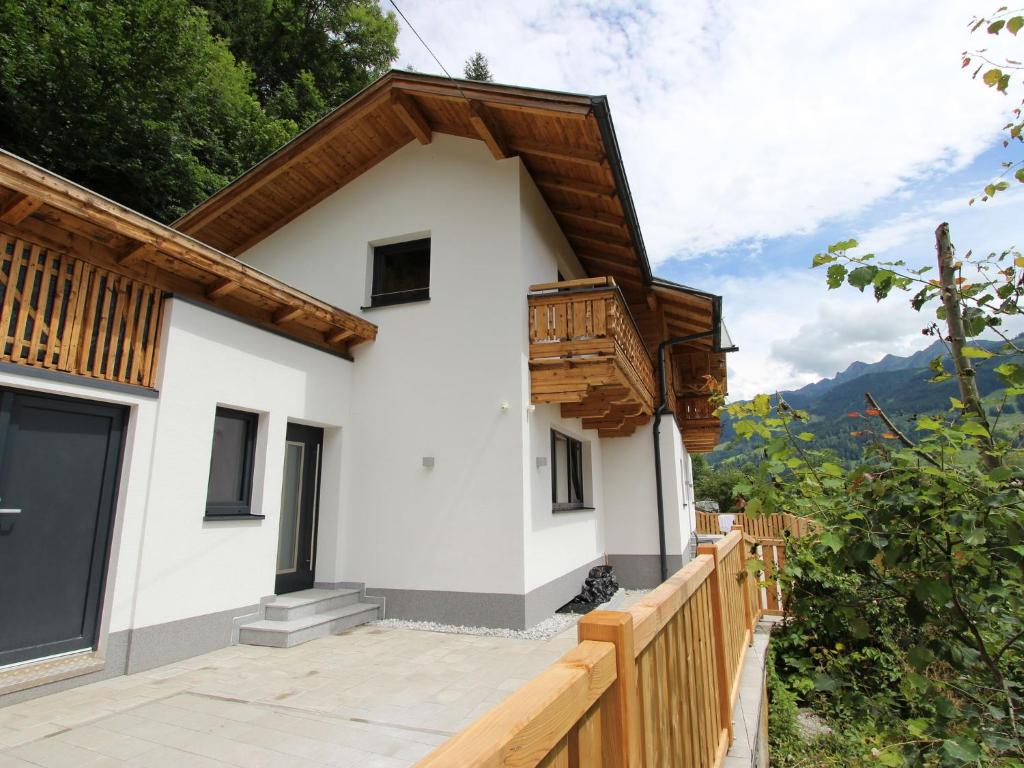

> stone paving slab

[{"left": 0, "top": 618, "right": 585, "bottom": 768}]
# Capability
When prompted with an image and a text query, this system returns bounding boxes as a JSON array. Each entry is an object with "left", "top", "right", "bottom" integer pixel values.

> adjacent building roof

[{"left": 0, "top": 150, "right": 377, "bottom": 355}]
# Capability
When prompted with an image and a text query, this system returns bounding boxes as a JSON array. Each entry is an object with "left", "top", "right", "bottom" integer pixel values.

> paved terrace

[{"left": 0, "top": 621, "right": 584, "bottom": 768}]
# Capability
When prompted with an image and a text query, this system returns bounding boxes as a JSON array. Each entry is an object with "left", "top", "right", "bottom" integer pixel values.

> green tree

[
  {"left": 196, "top": 0, "right": 399, "bottom": 127},
  {"left": 729, "top": 237, "right": 1024, "bottom": 765},
  {"left": 463, "top": 51, "right": 494, "bottom": 82},
  {"left": 0, "top": 0, "right": 295, "bottom": 222},
  {"left": 692, "top": 455, "right": 747, "bottom": 513},
  {"left": 963, "top": 9, "right": 1024, "bottom": 199}
]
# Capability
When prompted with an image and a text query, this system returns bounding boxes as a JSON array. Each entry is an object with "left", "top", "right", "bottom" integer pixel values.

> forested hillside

[
  {"left": 711, "top": 337, "right": 1024, "bottom": 465},
  {"left": 0, "top": 0, "right": 398, "bottom": 222}
]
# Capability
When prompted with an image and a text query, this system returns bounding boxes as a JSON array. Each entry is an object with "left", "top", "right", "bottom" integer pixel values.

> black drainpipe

[
  {"left": 651, "top": 297, "right": 723, "bottom": 582},
  {"left": 652, "top": 332, "right": 713, "bottom": 581}
]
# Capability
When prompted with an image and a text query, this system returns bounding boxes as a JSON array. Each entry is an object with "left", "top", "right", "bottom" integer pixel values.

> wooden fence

[
  {"left": 1, "top": 234, "right": 164, "bottom": 388},
  {"left": 417, "top": 528, "right": 760, "bottom": 768},
  {"left": 695, "top": 511, "right": 812, "bottom": 539},
  {"left": 695, "top": 511, "right": 815, "bottom": 617}
]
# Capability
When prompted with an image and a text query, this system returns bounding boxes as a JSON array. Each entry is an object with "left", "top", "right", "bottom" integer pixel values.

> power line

[{"left": 388, "top": 0, "right": 469, "bottom": 101}]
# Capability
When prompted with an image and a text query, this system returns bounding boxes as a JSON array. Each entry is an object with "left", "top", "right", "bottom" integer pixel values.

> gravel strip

[{"left": 369, "top": 588, "right": 649, "bottom": 641}]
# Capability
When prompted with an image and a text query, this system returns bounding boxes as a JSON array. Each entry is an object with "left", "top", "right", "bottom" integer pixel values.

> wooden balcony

[
  {"left": 1, "top": 233, "right": 164, "bottom": 388},
  {"left": 528, "top": 277, "right": 656, "bottom": 437},
  {"left": 677, "top": 394, "right": 722, "bottom": 452}
]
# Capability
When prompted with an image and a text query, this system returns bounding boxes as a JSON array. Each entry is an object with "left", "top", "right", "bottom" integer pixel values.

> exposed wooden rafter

[
  {"left": 117, "top": 242, "right": 156, "bottom": 266},
  {"left": 206, "top": 277, "right": 237, "bottom": 299},
  {"left": 534, "top": 175, "right": 616, "bottom": 200},
  {"left": 390, "top": 90, "right": 432, "bottom": 145},
  {"left": 467, "top": 100, "right": 510, "bottom": 160},
  {"left": 508, "top": 140, "right": 606, "bottom": 168},
  {"left": 0, "top": 193, "right": 43, "bottom": 225},
  {"left": 273, "top": 305, "right": 305, "bottom": 325},
  {"left": 552, "top": 207, "right": 627, "bottom": 229}
]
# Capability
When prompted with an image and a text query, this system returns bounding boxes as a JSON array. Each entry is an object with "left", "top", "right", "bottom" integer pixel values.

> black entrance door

[
  {"left": 274, "top": 423, "right": 323, "bottom": 595},
  {"left": 0, "top": 388, "right": 125, "bottom": 667}
]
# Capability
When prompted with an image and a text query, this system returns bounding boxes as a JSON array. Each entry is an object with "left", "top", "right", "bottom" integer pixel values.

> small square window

[
  {"left": 205, "top": 407, "right": 258, "bottom": 517},
  {"left": 371, "top": 238, "right": 430, "bottom": 307},
  {"left": 551, "top": 429, "right": 585, "bottom": 511}
]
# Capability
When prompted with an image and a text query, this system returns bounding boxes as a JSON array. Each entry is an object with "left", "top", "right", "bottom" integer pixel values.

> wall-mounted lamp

[
  {"left": 500, "top": 401, "right": 510, "bottom": 412},
  {"left": 422, "top": 456, "right": 435, "bottom": 468},
  {"left": 536, "top": 456, "right": 548, "bottom": 468}
]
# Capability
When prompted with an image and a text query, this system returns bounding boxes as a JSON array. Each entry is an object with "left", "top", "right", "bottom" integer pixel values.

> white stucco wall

[
  {"left": 0, "top": 297, "right": 354, "bottom": 636},
  {"left": 242, "top": 134, "right": 528, "bottom": 596},
  {"left": 126, "top": 298, "right": 354, "bottom": 629},
  {"left": 517, "top": 169, "right": 607, "bottom": 593},
  {"left": 602, "top": 417, "right": 692, "bottom": 560}
]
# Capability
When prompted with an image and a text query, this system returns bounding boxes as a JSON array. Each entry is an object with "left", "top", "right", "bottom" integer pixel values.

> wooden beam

[
  {"left": 390, "top": 90, "right": 432, "bottom": 145},
  {"left": 468, "top": 100, "right": 510, "bottom": 160},
  {"left": 563, "top": 226, "right": 632, "bottom": 248},
  {"left": 0, "top": 193, "right": 43, "bottom": 225},
  {"left": 574, "top": 250, "right": 642, "bottom": 275},
  {"left": 325, "top": 328, "right": 354, "bottom": 345},
  {"left": 205, "top": 277, "right": 237, "bottom": 299},
  {"left": 117, "top": 243, "right": 156, "bottom": 266},
  {"left": 552, "top": 207, "right": 627, "bottom": 229},
  {"left": 507, "top": 140, "right": 606, "bottom": 168},
  {"left": 535, "top": 175, "right": 616, "bottom": 199},
  {"left": 273, "top": 305, "right": 305, "bottom": 325}
]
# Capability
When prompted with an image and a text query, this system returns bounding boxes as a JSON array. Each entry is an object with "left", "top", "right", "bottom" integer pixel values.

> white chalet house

[{"left": 0, "top": 71, "right": 734, "bottom": 703}]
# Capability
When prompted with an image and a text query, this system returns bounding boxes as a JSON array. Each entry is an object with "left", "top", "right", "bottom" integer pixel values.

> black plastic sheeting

[{"left": 556, "top": 565, "right": 619, "bottom": 615}]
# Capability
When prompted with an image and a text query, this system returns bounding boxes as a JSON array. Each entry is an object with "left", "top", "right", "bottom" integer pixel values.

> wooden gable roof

[
  {"left": 0, "top": 151, "right": 377, "bottom": 356},
  {"left": 173, "top": 69, "right": 730, "bottom": 390}
]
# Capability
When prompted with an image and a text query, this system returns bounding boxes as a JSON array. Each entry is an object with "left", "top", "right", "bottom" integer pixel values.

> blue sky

[{"left": 386, "top": 0, "right": 1023, "bottom": 398}]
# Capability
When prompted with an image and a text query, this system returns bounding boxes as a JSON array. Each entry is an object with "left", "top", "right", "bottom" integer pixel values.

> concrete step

[
  {"left": 239, "top": 602, "right": 380, "bottom": 648},
  {"left": 263, "top": 588, "right": 361, "bottom": 621}
]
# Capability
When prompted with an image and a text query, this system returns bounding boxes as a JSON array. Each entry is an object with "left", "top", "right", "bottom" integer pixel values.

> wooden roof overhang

[
  {"left": 0, "top": 151, "right": 377, "bottom": 357},
  {"left": 172, "top": 70, "right": 732, "bottom": 443}
]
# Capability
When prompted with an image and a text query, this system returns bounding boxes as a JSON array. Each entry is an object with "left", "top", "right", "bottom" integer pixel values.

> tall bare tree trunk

[{"left": 935, "top": 222, "right": 999, "bottom": 469}]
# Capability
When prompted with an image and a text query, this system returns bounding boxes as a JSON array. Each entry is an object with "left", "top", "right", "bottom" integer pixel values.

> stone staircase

[{"left": 238, "top": 588, "right": 382, "bottom": 648}]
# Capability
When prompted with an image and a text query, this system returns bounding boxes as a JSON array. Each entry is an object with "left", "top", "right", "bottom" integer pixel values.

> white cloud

[
  {"left": 387, "top": 0, "right": 1010, "bottom": 262},
  {"left": 710, "top": 270, "right": 935, "bottom": 399}
]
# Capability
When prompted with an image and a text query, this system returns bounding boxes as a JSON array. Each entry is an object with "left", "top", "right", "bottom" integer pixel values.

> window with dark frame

[
  {"left": 551, "top": 429, "right": 585, "bottom": 510},
  {"left": 205, "top": 407, "right": 259, "bottom": 517},
  {"left": 370, "top": 238, "right": 430, "bottom": 307}
]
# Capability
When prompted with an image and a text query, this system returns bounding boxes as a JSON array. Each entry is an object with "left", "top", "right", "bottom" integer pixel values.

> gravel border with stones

[{"left": 369, "top": 588, "right": 650, "bottom": 641}]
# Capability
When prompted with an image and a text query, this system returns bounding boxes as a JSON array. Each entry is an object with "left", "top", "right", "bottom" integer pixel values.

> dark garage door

[{"left": 0, "top": 387, "right": 125, "bottom": 667}]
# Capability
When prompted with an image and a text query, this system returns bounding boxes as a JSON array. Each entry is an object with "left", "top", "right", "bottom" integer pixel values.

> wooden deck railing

[
  {"left": 527, "top": 277, "right": 656, "bottom": 437},
  {"left": 1, "top": 234, "right": 165, "bottom": 388},
  {"left": 696, "top": 512, "right": 816, "bottom": 617},
  {"left": 417, "top": 528, "right": 761, "bottom": 768}
]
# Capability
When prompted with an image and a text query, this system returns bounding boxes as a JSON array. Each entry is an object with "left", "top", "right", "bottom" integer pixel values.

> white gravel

[{"left": 369, "top": 588, "right": 648, "bottom": 641}]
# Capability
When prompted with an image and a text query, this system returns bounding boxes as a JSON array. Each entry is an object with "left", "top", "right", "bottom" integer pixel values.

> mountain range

[{"left": 710, "top": 336, "right": 1024, "bottom": 465}]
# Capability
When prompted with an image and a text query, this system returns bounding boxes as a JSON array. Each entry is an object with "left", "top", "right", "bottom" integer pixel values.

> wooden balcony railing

[
  {"left": 417, "top": 528, "right": 762, "bottom": 767},
  {"left": 528, "top": 277, "right": 656, "bottom": 437},
  {"left": 678, "top": 394, "right": 722, "bottom": 452},
  {"left": 1, "top": 234, "right": 165, "bottom": 388}
]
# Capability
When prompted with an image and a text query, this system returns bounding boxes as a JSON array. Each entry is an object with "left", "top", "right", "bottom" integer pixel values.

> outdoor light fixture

[
  {"left": 536, "top": 456, "right": 548, "bottom": 468},
  {"left": 422, "top": 456, "right": 435, "bottom": 468}
]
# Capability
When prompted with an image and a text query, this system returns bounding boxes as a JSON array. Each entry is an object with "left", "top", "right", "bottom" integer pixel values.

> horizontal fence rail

[
  {"left": 1, "top": 234, "right": 164, "bottom": 388},
  {"left": 416, "top": 529, "right": 764, "bottom": 768}
]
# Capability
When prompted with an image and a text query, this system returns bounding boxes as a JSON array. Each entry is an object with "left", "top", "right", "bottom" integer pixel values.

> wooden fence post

[
  {"left": 732, "top": 525, "right": 755, "bottom": 642},
  {"left": 578, "top": 610, "right": 642, "bottom": 768},
  {"left": 697, "top": 541, "right": 734, "bottom": 746}
]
